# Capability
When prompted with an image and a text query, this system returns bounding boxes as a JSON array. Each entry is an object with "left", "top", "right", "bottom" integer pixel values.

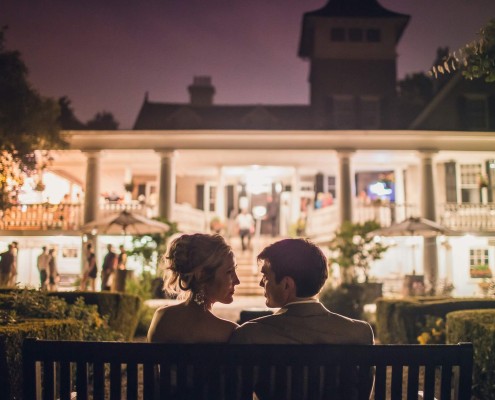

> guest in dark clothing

[
  {"left": 117, "top": 245, "right": 127, "bottom": 270},
  {"left": 266, "top": 196, "right": 279, "bottom": 237},
  {"left": 101, "top": 244, "right": 117, "bottom": 291},
  {"left": 48, "top": 248, "right": 59, "bottom": 291},
  {"left": 80, "top": 243, "right": 97, "bottom": 291},
  {"left": 0, "top": 245, "right": 15, "bottom": 287}
]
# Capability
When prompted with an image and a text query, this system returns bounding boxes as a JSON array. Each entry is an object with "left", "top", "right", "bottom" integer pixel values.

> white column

[
  {"left": 419, "top": 150, "right": 438, "bottom": 221},
  {"left": 418, "top": 149, "right": 439, "bottom": 294},
  {"left": 216, "top": 167, "right": 226, "bottom": 219},
  {"left": 337, "top": 150, "right": 355, "bottom": 224},
  {"left": 156, "top": 150, "right": 176, "bottom": 221},
  {"left": 290, "top": 167, "right": 301, "bottom": 224},
  {"left": 394, "top": 167, "right": 405, "bottom": 222},
  {"left": 83, "top": 151, "right": 101, "bottom": 224}
]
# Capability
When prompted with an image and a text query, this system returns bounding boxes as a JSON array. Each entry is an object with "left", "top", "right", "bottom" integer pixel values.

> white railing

[
  {"left": 305, "top": 202, "right": 420, "bottom": 241},
  {"left": 0, "top": 204, "right": 83, "bottom": 231},
  {"left": 439, "top": 203, "right": 495, "bottom": 232},
  {"left": 173, "top": 203, "right": 208, "bottom": 233},
  {"left": 305, "top": 205, "right": 339, "bottom": 241},
  {"left": 353, "top": 203, "right": 419, "bottom": 225},
  {"left": 0, "top": 202, "right": 209, "bottom": 234},
  {"left": 99, "top": 201, "right": 153, "bottom": 218},
  {"left": 4, "top": 202, "right": 495, "bottom": 235}
]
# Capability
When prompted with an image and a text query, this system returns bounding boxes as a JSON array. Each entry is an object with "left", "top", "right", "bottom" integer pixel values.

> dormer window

[
  {"left": 348, "top": 28, "right": 363, "bottom": 42},
  {"left": 330, "top": 28, "right": 381, "bottom": 43},
  {"left": 330, "top": 28, "right": 345, "bottom": 42},
  {"left": 366, "top": 29, "right": 381, "bottom": 42}
]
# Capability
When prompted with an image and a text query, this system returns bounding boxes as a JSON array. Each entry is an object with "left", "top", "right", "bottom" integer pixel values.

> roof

[
  {"left": 133, "top": 100, "right": 313, "bottom": 130},
  {"left": 298, "top": 0, "right": 410, "bottom": 58},
  {"left": 303, "top": 0, "right": 410, "bottom": 19}
]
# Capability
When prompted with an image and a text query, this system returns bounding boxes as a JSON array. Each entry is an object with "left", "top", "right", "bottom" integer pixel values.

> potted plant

[
  {"left": 209, "top": 216, "right": 224, "bottom": 234},
  {"left": 124, "top": 181, "right": 135, "bottom": 193},
  {"left": 470, "top": 264, "right": 493, "bottom": 279}
]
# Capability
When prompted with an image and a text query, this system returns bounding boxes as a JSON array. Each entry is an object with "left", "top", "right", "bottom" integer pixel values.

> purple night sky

[{"left": 3, "top": 0, "right": 495, "bottom": 129}]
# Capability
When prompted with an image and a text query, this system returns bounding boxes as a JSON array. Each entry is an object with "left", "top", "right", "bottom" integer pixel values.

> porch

[
  {"left": 305, "top": 202, "right": 495, "bottom": 240},
  {"left": 0, "top": 202, "right": 206, "bottom": 234},
  {"left": 2, "top": 201, "right": 495, "bottom": 236}
]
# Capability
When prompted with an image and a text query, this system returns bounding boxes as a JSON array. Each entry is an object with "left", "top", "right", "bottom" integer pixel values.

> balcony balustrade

[
  {"left": 305, "top": 202, "right": 495, "bottom": 241},
  {"left": 305, "top": 202, "right": 420, "bottom": 239},
  {"left": 439, "top": 203, "right": 495, "bottom": 232},
  {"left": 0, "top": 202, "right": 209, "bottom": 234},
  {"left": 1, "top": 201, "right": 495, "bottom": 236},
  {"left": 0, "top": 203, "right": 82, "bottom": 231},
  {"left": 99, "top": 201, "right": 151, "bottom": 218}
]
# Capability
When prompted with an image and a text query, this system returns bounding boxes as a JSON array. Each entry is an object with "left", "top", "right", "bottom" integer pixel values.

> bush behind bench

[
  {"left": 447, "top": 309, "right": 495, "bottom": 400},
  {"left": 0, "top": 319, "right": 82, "bottom": 400},
  {"left": 376, "top": 297, "right": 495, "bottom": 344},
  {"left": 48, "top": 291, "right": 142, "bottom": 340}
]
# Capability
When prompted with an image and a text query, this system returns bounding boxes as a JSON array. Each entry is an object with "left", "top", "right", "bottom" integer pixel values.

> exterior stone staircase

[{"left": 228, "top": 235, "right": 282, "bottom": 296}]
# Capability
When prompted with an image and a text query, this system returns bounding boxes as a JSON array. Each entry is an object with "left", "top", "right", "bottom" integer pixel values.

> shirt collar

[
  {"left": 275, "top": 298, "right": 319, "bottom": 314},
  {"left": 285, "top": 299, "right": 319, "bottom": 307}
]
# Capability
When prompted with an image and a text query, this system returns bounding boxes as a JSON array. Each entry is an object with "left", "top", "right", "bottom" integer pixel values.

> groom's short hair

[{"left": 257, "top": 238, "right": 328, "bottom": 297}]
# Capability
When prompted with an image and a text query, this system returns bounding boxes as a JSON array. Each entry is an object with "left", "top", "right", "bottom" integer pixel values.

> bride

[{"left": 147, "top": 233, "right": 240, "bottom": 343}]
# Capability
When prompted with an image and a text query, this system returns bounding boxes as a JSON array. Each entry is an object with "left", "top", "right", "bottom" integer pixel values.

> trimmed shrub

[
  {"left": 0, "top": 319, "right": 82, "bottom": 400},
  {"left": 48, "top": 291, "right": 142, "bottom": 340},
  {"left": 1, "top": 289, "right": 125, "bottom": 399},
  {"left": 447, "top": 309, "right": 495, "bottom": 400},
  {"left": 320, "top": 283, "right": 365, "bottom": 319},
  {"left": 376, "top": 297, "right": 495, "bottom": 344}
]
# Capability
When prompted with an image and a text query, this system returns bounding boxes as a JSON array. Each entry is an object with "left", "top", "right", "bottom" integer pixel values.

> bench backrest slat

[
  {"left": 22, "top": 339, "right": 473, "bottom": 400},
  {"left": 407, "top": 364, "right": 420, "bottom": 399}
]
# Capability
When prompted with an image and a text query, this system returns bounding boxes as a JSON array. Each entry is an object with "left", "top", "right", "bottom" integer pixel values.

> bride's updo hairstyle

[{"left": 164, "top": 233, "right": 234, "bottom": 299}]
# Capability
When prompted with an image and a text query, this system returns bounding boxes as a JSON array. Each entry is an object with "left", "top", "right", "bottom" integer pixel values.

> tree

[
  {"left": 127, "top": 218, "right": 179, "bottom": 298},
  {"left": 58, "top": 96, "right": 85, "bottom": 130},
  {"left": 328, "top": 220, "right": 389, "bottom": 283},
  {"left": 0, "top": 27, "right": 66, "bottom": 209},
  {"left": 430, "top": 19, "right": 495, "bottom": 82},
  {"left": 86, "top": 111, "right": 119, "bottom": 130}
]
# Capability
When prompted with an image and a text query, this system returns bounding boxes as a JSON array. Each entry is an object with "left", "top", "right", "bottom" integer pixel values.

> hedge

[
  {"left": 447, "top": 309, "right": 495, "bottom": 400},
  {"left": 376, "top": 297, "right": 495, "bottom": 344},
  {"left": 0, "top": 319, "right": 82, "bottom": 400},
  {"left": 47, "top": 291, "right": 142, "bottom": 340},
  {"left": 0, "top": 289, "right": 142, "bottom": 340}
]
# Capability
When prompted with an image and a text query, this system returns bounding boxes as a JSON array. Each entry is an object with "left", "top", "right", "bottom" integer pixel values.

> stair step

[{"left": 227, "top": 235, "right": 285, "bottom": 296}]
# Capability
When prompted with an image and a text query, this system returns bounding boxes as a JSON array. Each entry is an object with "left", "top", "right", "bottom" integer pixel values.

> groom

[{"left": 230, "top": 238, "right": 374, "bottom": 344}]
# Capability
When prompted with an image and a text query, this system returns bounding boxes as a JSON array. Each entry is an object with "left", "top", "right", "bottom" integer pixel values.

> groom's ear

[{"left": 283, "top": 276, "right": 296, "bottom": 293}]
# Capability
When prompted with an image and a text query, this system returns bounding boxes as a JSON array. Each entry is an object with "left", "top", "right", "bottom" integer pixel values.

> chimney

[{"left": 188, "top": 76, "right": 215, "bottom": 106}]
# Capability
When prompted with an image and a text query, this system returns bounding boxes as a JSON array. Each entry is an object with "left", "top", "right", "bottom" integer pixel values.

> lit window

[
  {"left": 330, "top": 28, "right": 345, "bottom": 42},
  {"left": 460, "top": 164, "right": 482, "bottom": 186},
  {"left": 469, "top": 248, "right": 492, "bottom": 278},
  {"left": 366, "top": 29, "right": 381, "bottom": 42},
  {"left": 460, "top": 164, "right": 483, "bottom": 203},
  {"left": 348, "top": 28, "right": 363, "bottom": 42}
]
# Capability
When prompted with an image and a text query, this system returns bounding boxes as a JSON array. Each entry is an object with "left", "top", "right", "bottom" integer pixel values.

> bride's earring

[{"left": 193, "top": 288, "right": 206, "bottom": 306}]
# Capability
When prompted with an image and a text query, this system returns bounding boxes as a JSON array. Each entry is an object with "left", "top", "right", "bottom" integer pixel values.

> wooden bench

[{"left": 22, "top": 339, "right": 473, "bottom": 400}]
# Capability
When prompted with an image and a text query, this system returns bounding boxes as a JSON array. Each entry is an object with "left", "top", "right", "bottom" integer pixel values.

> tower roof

[
  {"left": 304, "top": 0, "right": 410, "bottom": 19},
  {"left": 299, "top": 0, "right": 410, "bottom": 58}
]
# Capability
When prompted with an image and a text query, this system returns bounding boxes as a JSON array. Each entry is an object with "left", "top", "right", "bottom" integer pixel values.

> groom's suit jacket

[{"left": 230, "top": 302, "right": 374, "bottom": 344}]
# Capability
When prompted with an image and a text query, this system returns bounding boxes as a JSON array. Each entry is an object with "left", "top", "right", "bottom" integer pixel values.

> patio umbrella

[
  {"left": 368, "top": 216, "right": 454, "bottom": 238},
  {"left": 82, "top": 210, "right": 170, "bottom": 235},
  {"left": 369, "top": 216, "right": 454, "bottom": 279}
]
